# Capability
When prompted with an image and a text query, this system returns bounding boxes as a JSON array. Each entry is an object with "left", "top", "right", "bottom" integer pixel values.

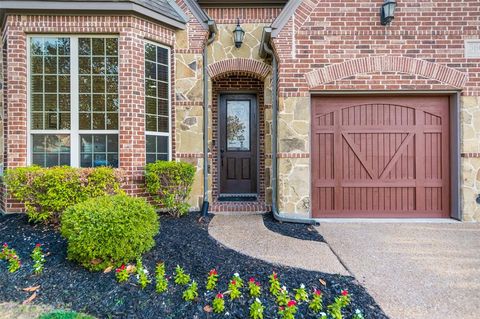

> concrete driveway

[{"left": 317, "top": 222, "right": 480, "bottom": 319}]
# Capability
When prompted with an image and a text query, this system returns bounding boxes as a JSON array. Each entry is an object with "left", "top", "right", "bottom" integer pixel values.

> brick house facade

[{"left": 1, "top": 0, "right": 480, "bottom": 221}]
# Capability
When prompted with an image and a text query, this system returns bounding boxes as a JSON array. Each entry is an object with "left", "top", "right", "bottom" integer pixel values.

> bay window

[{"left": 29, "top": 36, "right": 119, "bottom": 167}]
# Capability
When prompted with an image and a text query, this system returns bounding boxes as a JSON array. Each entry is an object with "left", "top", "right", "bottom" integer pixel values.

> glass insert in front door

[{"left": 226, "top": 100, "right": 250, "bottom": 151}]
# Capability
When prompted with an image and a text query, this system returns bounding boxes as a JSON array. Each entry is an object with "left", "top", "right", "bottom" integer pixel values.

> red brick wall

[
  {"left": 211, "top": 74, "right": 267, "bottom": 203},
  {"left": 273, "top": 0, "right": 478, "bottom": 97},
  {"left": 1, "top": 15, "right": 177, "bottom": 212},
  {"left": 205, "top": 7, "right": 282, "bottom": 24}
]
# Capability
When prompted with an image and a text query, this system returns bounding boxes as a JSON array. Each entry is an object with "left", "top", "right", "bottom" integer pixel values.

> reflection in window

[
  {"left": 32, "top": 135, "right": 71, "bottom": 167},
  {"left": 80, "top": 134, "right": 118, "bottom": 168}
]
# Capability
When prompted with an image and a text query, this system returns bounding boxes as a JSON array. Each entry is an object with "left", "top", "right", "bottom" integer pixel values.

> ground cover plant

[{"left": 0, "top": 213, "right": 387, "bottom": 319}]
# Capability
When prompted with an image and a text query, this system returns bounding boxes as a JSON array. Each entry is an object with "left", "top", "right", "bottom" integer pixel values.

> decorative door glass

[{"left": 226, "top": 100, "right": 250, "bottom": 151}]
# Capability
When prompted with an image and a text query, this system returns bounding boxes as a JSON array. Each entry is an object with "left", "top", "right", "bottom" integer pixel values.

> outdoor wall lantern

[
  {"left": 233, "top": 19, "right": 245, "bottom": 48},
  {"left": 380, "top": 0, "right": 397, "bottom": 25}
]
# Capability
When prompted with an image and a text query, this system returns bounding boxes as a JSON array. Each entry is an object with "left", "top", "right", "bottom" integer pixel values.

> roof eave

[
  {"left": 271, "top": 0, "right": 302, "bottom": 38},
  {"left": 0, "top": 1, "right": 187, "bottom": 30}
]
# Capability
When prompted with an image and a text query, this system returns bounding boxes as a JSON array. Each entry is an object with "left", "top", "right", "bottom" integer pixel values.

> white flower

[
  {"left": 300, "top": 284, "right": 305, "bottom": 289},
  {"left": 255, "top": 298, "right": 261, "bottom": 303},
  {"left": 282, "top": 285, "right": 287, "bottom": 291},
  {"left": 234, "top": 272, "right": 240, "bottom": 277},
  {"left": 143, "top": 269, "right": 149, "bottom": 274},
  {"left": 356, "top": 309, "right": 362, "bottom": 314},
  {"left": 320, "top": 313, "right": 326, "bottom": 316}
]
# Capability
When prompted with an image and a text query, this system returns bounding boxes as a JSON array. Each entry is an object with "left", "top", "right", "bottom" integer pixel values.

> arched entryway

[{"left": 210, "top": 73, "right": 269, "bottom": 213}]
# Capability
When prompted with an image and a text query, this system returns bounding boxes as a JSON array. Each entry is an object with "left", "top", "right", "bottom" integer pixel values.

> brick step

[{"left": 209, "top": 201, "right": 271, "bottom": 214}]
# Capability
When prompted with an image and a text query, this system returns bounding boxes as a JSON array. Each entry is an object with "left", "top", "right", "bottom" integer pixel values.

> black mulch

[
  {"left": 0, "top": 213, "right": 388, "bottom": 319},
  {"left": 263, "top": 213, "right": 325, "bottom": 243}
]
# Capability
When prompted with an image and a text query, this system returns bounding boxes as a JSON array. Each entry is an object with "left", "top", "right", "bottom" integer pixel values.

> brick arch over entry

[
  {"left": 208, "top": 58, "right": 271, "bottom": 80},
  {"left": 305, "top": 56, "right": 468, "bottom": 89}
]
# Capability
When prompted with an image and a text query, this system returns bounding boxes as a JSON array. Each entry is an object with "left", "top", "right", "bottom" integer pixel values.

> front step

[{"left": 209, "top": 201, "right": 270, "bottom": 214}]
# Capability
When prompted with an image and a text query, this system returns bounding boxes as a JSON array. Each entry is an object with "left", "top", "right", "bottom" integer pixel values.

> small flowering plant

[
  {"left": 136, "top": 258, "right": 151, "bottom": 289},
  {"left": 206, "top": 268, "right": 218, "bottom": 291},
  {"left": 352, "top": 309, "right": 365, "bottom": 319},
  {"left": 309, "top": 289, "right": 323, "bottom": 313},
  {"left": 327, "top": 290, "right": 351, "bottom": 319},
  {"left": 276, "top": 286, "right": 289, "bottom": 306},
  {"left": 228, "top": 278, "right": 242, "bottom": 300},
  {"left": 0, "top": 243, "right": 21, "bottom": 273},
  {"left": 212, "top": 293, "right": 225, "bottom": 313},
  {"left": 232, "top": 272, "right": 244, "bottom": 287},
  {"left": 294, "top": 283, "right": 308, "bottom": 302},
  {"left": 248, "top": 277, "right": 261, "bottom": 298},
  {"left": 269, "top": 271, "right": 281, "bottom": 296},
  {"left": 319, "top": 312, "right": 328, "bottom": 319},
  {"left": 174, "top": 265, "right": 191, "bottom": 285},
  {"left": 31, "top": 243, "right": 45, "bottom": 275},
  {"left": 115, "top": 264, "right": 129, "bottom": 283},
  {"left": 278, "top": 300, "right": 297, "bottom": 319},
  {"left": 155, "top": 262, "right": 168, "bottom": 293},
  {"left": 182, "top": 280, "right": 198, "bottom": 302},
  {"left": 249, "top": 298, "right": 264, "bottom": 319}
]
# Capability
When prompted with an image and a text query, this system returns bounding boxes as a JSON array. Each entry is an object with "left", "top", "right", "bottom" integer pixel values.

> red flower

[
  {"left": 231, "top": 280, "right": 236, "bottom": 286},
  {"left": 279, "top": 306, "right": 285, "bottom": 311},
  {"left": 249, "top": 277, "right": 255, "bottom": 283},
  {"left": 120, "top": 264, "right": 126, "bottom": 270},
  {"left": 341, "top": 290, "right": 349, "bottom": 296},
  {"left": 314, "top": 289, "right": 322, "bottom": 296},
  {"left": 255, "top": 282, "right": 261, "bottom": 287},
  {"left": 216, "top": 293, "right": 223, "bottom": 299},
  {"left": 272, "top": 272, "right": 277, "bottom": 279},
  {"left": 2, "top": 243, "right": 7, "bottom": 248},
  {"left": 209, "top": 269, "right": 217, "bottom": 276},
  {"left": 35, "top": 243, "right": 42, "bottom": 248},
  {"left": 287, "top": 300, "right": 297, "bottom": 307}
]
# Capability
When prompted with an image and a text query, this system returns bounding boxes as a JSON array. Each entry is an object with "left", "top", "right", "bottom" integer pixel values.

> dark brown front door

[
  {"left": 219, "top": 94, "right": 257, "bottom": 195},
  {"left": 311, "top": 96, "right": 451, "bottom": 218}
]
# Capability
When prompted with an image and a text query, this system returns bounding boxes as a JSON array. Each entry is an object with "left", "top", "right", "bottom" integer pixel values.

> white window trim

[
  {"left": 27, "top": 34, "right": 120, "bottom": 168},
  {"left": 144, "top": 40, "right": 172, "bottom": 162}
]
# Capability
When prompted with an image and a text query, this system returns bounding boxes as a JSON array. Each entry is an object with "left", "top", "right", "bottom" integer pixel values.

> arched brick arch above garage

[
  {"left": 305, "top": 56, "right": 468, "bottom": 90},
  {"left": 208, "top": 58, "right": 272, "bottom": 80}
]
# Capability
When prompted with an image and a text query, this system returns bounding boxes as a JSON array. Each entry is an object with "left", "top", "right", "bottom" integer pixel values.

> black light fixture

[
  {"left": 380, "top": 0, "right": 397, "bottom": 25},
  {"left": 233, "top": 19, "right": 245, "bottom": 48}
]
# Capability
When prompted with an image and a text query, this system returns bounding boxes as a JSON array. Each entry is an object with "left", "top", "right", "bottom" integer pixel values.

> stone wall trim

[{"left": 305, "top": 56, "right": 468, "bottom": 89}]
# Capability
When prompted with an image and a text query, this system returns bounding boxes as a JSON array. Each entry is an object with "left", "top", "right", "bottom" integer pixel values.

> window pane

[
  {"left": 79, "top": 38, "right": 118, "bottom": 133},
  {"left": 30, "top": 37, "right": 70, "bottom": 130},
  {"left": 79, "top": 38, "right": 91, "bottom": 56},
  {"left": 32, "top": 134, "right": 70, "bottom": 167},
  {"left": 80, "top": 134, "right": 118, "bottom": 168},
  {"left": 146, "top": 135, "right": 169, "bottom": 164},
  {"left": 157, "top": 47, "right": 168, "bottom": 65}
]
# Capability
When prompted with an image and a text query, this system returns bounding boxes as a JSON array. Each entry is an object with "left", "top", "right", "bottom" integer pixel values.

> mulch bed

[
  {"left": 0, "top": 213, "right": 388, "bottom": 319},
  {"left": 262, "top": 213, "right": 325, "bottom": 242}
]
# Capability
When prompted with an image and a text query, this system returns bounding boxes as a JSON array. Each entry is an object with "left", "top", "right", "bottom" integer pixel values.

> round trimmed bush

[{"left": 61, "top": 195, "right": 159, "bottom": 271}]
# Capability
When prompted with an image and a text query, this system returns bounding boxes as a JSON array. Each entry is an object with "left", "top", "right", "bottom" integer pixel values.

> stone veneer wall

[{"left": 271, "top": 0, "right": 479, "bottom": 220}]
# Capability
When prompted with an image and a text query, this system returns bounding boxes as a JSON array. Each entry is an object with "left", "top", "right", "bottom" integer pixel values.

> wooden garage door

[{"left": 311, "top": 96, "right": 450, "bottom": 218}]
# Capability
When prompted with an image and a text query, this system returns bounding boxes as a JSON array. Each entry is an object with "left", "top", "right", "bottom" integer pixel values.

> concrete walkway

[
  {"left": 208, "top": 214, "right": 349, "bottom": 275},
  {"left": 317, "top": 223, "right": 480, "bottom": 319}
]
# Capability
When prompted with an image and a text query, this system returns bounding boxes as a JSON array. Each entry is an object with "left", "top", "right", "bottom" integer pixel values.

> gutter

[
  {"left": 201, "top": 19, "right": 218, "bottom": 217},
  {"left": 260, "top": 27, "right": 316, "bottom": 225}
]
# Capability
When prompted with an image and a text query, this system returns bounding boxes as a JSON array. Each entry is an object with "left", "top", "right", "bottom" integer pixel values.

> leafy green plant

[
  {"left": 183, "top": 281, "right": 198, "bottom": 302},
  {"left": 248, "top": 277, "right": 261, "bottom": 298},
  {"left": 1, "top": 243, "right": 21, "bottom": 273},
  {"left": 228, "top": 273, "right": 244, "bottom": 300},
  {"left": 327, "top": 290, "right": 351, "bottom": 319},
  {"left": 60, "top": 195, "right": 159, "bottom": 271},
  {"left": 249, "top": 298, "right": 264, "bottom": 319},
  {"left": 31, "top": 244, "right": 45, "bottom": 275},
  {"left": 269, "top": 272, "right": 281, "bottom": 296},
  {"left": 213, "top": 293, "right": 225, "bottom": 313},
  {"left": 278, "top": 300, "right": 297, "bottom": 319},
  {"left": 309, "top": 289, "right": 323, "bottom": 313},
  {"left": 136, "top": 258, "right": 151, "bottom": 289},
  {"left": 155, "top": 262, "right": 168, "bottom": 293},
  {"left": 276, "top": 286, "right": 289, "bottom": 306},
  {"left": 39, "top": 310, "right": 95, "bottom": 319},
  {"left": 174, "top": 265, "right": 191, "bottom": 285},
  {"left": 115, "top": 264, "right": 129, "bottom": 283},
  {"left": 352, "top": 309, "right": 365, "bottom": 319},
  {"left": 145, "top": 161, "right": 195, "bottom": 217},
  {"left": 294, "top": 284, "right": 308, "bottom": 302},
  {"left": 4, "top": 166, "right": 123, "bottom": 224},
  {"left": 206, "top": 268, "right": 218, "bottom": 291}
]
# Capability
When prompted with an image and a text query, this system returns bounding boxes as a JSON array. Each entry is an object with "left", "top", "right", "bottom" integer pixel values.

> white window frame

[
  {"left": 144, "top": 40, "right": 172, "bottom": 163},
  {"left": 27, "top": 34, "right": 120, "bottom": 168}
]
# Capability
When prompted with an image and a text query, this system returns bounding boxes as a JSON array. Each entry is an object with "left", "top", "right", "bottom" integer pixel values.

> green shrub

[
  {"left": 4, "top": 166, "right": 123, "bottom": 224},
  {"left": 39, "top": 310, "right": 95, "bottom": 319},
  {"left": 145, "top": 161, "right": 196, "bottom": 217},
  {"left": 60, "top": 195, "right": 159, "bottom": 271}
]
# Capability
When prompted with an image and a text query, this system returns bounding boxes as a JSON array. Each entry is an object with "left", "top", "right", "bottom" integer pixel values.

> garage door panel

[{"left": 311, "top": 96, "right": 450, "bottom": 218}]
